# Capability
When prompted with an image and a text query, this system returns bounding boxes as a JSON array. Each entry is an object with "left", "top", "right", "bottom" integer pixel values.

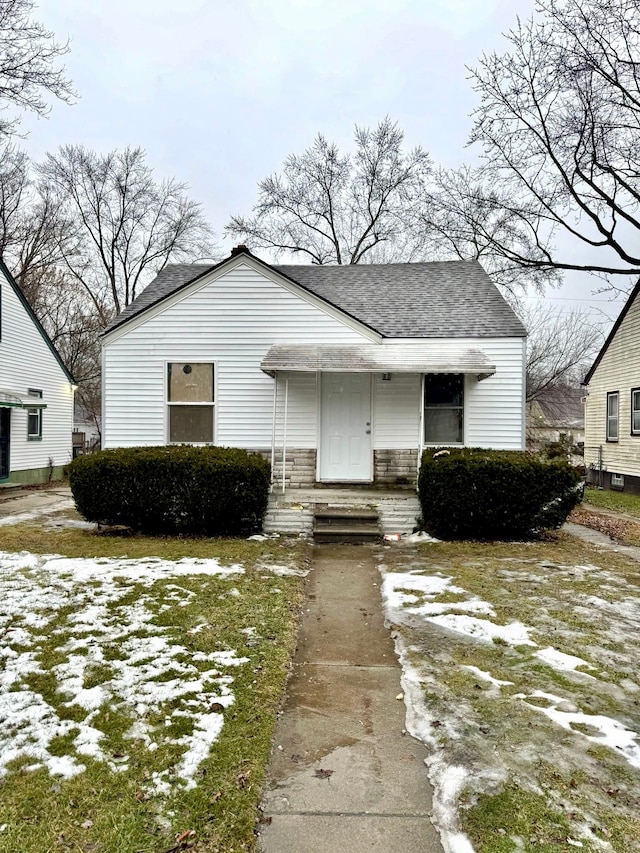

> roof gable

[
  {"left": 103, "top": 249, "right": 526, "bottom": 340},
  {"left": 0, "top": 257, "right": 74, "bottom": 383},
  {"left": 584, "top": 279, "right": 640, "bottom": 385}
]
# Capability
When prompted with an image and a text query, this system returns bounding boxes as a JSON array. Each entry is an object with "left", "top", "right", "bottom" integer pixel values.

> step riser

[{"left": 314, "top": 532, "right": 381, "bottom": 544}]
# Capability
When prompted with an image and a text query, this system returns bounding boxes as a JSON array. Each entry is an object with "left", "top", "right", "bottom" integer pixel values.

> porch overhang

[
  {"left": 261, "top": 344, "right": 496, "bottom": 380},
  {"left": 0, "top": 390, "right": 47, "bottom": 409}
]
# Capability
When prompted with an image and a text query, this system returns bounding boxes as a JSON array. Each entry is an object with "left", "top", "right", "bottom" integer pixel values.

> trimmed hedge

[
  {"left": 68, "top": 446, "right": 271, "bottom": 536},
  {"left": 418, "top": 447, "right": 582, "bottom": 540}
]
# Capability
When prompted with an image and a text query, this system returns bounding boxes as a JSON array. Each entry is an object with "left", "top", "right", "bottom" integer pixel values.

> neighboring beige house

[
  {"left": 583, "top": 279, "right": 640, "bottom": 493},
  {"left": 101, "top": 247, "right": 527, "bottom": 489}
]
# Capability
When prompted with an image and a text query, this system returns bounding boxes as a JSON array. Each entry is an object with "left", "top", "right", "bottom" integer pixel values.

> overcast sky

[{"left": 20, "top": 0, "right": 628, "bottom": 327}]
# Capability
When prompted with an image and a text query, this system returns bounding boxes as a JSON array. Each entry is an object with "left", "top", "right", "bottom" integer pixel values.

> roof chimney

[{"left": 230, "top": 244, "right": 251, "bottom": 257}]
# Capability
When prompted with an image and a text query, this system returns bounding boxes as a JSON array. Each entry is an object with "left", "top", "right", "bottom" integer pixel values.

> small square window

[{"left": 606, "top": 391, "right": 619, "bottom": 441}]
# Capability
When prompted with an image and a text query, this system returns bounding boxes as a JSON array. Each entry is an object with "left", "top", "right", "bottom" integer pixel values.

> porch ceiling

[{"left": 260, "top": 343, "right": 496, "bottom": 379}]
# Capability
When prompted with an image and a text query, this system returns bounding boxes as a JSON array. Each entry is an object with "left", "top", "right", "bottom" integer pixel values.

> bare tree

[
  {"left": 0, "top": 143, "right": 76, "bottom": 282},
  {"left": 0, "top": 0, "right": 74, "bottom": 138},
  {"left": 468, "top": 0, "right": 640, "bottom": 290},
  {"left": 39, "top": 145, "right": 217, "bottom": 323},
  {"left": 416, "top": 165, "right": 561, "bottom": 299},
  {"left": 522, "top": 302, "right": 604, "bottom": 401},
  {"left": 226, "top": 117, "right": 432, "bottom": 264}
]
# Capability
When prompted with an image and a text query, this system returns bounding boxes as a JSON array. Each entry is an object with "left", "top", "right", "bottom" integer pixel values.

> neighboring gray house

[
  {"left": 584, "top": 280, "right": 640, "bottom": 493},
  {"left": 101, "top": 247, "right": 527, "bottom": 488},
  {"left": 0, "top": 258, "right": 74, "bottom": 484},
  {"left": 526, "top": 385, "right": 584, "bottom": 460}
]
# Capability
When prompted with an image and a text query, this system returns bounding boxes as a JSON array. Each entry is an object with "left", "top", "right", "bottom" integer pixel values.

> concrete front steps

[
  {"left": 263, "top": 487, "right": 421, "bottom": 541},
  {"left": 313, "top": 507, "right": 380, "bottom": 544}
]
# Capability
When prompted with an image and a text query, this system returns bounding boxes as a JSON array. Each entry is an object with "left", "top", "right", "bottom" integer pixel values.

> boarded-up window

[
  {"left": 167, "top": 363, "right": 214, "bottom": 443},
  {"left": 424, "top": 374, "right": 464, "bottom": 444}
]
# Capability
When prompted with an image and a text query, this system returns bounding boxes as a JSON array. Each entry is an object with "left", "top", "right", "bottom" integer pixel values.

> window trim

[
  {"left": 166, "top": 361, "right": 216, "bottom": 444},
  {"left": 423, "top": 372, "right": 465, "bottom": 446},
  {"left": 632, "top": 387, "right": 640, "bottom": 436},
  {"left": 27, "top": 388, "right": 43, "bottom": 441},
  {"left": 606, "top": 390, "right": 619, "bottom": 442}
]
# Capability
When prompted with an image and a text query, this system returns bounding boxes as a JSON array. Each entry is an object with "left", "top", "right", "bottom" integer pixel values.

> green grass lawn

[
  {"left": 0, "top": 521, "right": 309, "bottom": 853},
  {"left": 380, "top": 533, "right": 640, "bottom": 853},
  {"left": 583, "top": 486, "right": 640, "bottom": 518}
]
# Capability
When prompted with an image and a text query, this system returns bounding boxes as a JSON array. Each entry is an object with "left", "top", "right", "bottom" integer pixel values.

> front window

[
  {"left": 424, "top": 374, "right": 464, "bottom": 444},
  {"left": 632, "top": 389, "right": 640, "bottom": 436},
  {"left": 606, "top": 391, "right": 619, "bottom": 441},
  {"left": 27, "top": 389, "right": 42, "bottom": 440},
  {"left": 167, "top": 363, "right": 214, "bottom": 443}
]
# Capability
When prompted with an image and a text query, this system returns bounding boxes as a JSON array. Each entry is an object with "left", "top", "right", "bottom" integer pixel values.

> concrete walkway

[
  {"left": 565, "top": 521, "right": 640, "bottom": 563},
  {"left": 258, "top": 544, "right": 443, "bottom": 853}
]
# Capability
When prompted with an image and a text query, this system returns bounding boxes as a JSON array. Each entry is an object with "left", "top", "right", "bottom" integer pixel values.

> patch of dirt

[{"left": 570, "top": 507, "right": 640, "bottom": 545}]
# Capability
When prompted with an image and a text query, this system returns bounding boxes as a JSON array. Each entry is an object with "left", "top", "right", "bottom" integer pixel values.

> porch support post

[
  {"left": 282, "top": 377, "right": 289, "bottom": 495},
  {"left": 270, "top": 371, "right": 278, "bottom": 493}
]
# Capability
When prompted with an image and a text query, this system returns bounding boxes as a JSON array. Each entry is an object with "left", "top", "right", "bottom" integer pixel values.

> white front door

[{"left": 320, "top": 373, "right": 372, "bottom": 481}]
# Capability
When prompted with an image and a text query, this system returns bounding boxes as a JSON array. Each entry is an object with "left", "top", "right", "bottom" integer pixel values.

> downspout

[
  {"left": 282, "top": 377, "right": 289, "bottom": 495},
  {"left": 270, "top": 371, "right": 278, "bottom": 493}
]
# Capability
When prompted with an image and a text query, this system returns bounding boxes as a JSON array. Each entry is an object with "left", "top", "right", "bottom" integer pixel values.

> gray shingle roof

[{"left": 103, "top": 254, "right": 526, "bottom": 338}]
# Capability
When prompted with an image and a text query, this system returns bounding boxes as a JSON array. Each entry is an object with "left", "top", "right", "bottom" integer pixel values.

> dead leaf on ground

[{"left": 314, "top": 768, "right": 334, "bottom": 779}]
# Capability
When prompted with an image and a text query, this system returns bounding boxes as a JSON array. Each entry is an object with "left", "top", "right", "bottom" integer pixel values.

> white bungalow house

[
  {"left": 583, "top": 279, "right": 640, "bottom": 494},
  {"left": 0, "top": 258, "right": 75, "bottom": 484},
  {"left": 101, "top": 247, "right": 526, "bottom": 494}
]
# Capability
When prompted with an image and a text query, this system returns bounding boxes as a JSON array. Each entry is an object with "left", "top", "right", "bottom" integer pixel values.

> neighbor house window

[
  {"left": 27, "top": 389, "right": 42, "bottom": 440},
  {"left": 424, "top": 374, "right": 464, "bottom": 444},
  {"left": 606, "top": 391, "right": 619, "bottom": 441},
  {"left": 632, "top": 389, "right": 640, "bottom": 436},
  {"left": 167, "top": 363, "right": 214, "bottom": 443}
]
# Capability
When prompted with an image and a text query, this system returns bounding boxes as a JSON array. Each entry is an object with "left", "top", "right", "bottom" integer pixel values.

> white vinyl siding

[
  {"left": 585, "top": 289, "right": 640, "bottom": 479},
  {"left": 0, "top": 268, "right": 73, "bottom": 476},
  {"left": 373, "top": 373, "right": 421, "bottom": 449},
  {"left": 103, "top": 261, "right": 526, "bottom": 454},
  {"left": 103, "top": 263, "right": 371, "bottom": 449}
]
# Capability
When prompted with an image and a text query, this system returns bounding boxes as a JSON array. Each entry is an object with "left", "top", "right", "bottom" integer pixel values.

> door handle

[{"left": 365, "top": 429, "right": 371, "bottom": 434}]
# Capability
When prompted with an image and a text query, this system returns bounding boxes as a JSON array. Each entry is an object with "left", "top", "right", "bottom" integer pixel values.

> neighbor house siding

[
  {"left": 102, "top": 263, "right": 372, "bottom": 449},
  {"left": 0, "top": 267, "right": 73, "bottom": 478},
  {"left": 585, "top": 291, "right": 640, "bottom": 481}
]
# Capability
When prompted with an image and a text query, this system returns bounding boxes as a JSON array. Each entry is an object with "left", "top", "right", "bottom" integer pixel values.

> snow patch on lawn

[
  {"left": 259, "top": 562, "right": 309, "bottom": 577},
  {"left": 379, "top": 559, "right": 640, "bottom": 851},
  {"left": 0, "top": 550, "right": 248, "bottom": 792},
  {"left": 535, "top": 647, "right": 597, "bottom": 677},
  {"left": 381, "top": 569, "right": 532, "bottom": 646},
  {"left": 395, "top": 638, "right": 491, "bottom": 853},
  {"left": 461, "top": 666, "right": 514, "bottom": 688},
  {"left": 517, "top": 690, "right": 640, "bottom": 769},
  {"left": 427, "top": 614, "right": 536, "bottom": 646}
]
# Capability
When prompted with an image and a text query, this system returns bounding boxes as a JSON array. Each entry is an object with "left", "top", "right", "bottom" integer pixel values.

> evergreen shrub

[
  {"left": 418, "top": 447, "right": 582, "bottom": 540},
  {"left": 69, "top": 446, "right": 271, "bottom": 536}
]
